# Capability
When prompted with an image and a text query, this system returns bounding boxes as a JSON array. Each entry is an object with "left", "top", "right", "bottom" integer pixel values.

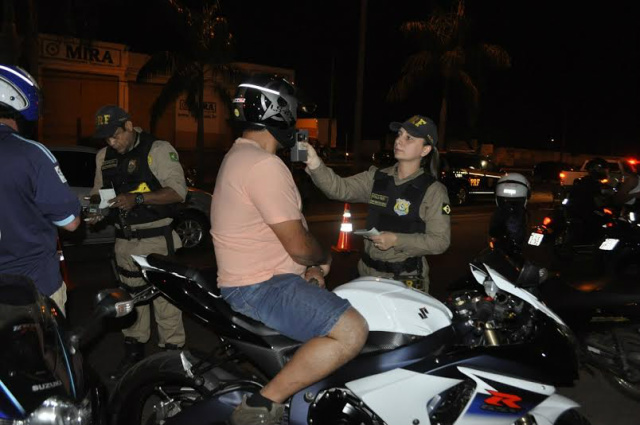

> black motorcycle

[
  {"left": 592, "top": 208, "right": 640, "bottom": 282},
  {"left": 108, "top": 253, "right": 590, "bottom": 425},
  {"left": 456, "top": 244, "right": 640, "bottom": 403},
  {"left": 0, "top": 274, "right": 137, "bottom": 425},
  {"left": 538, "top": 272, "right": 640, "bottom": 401}
]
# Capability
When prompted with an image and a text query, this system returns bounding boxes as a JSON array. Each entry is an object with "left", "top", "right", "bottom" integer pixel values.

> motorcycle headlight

[{"left": 17, "top": 396, "right": 91, "bottom": 425}]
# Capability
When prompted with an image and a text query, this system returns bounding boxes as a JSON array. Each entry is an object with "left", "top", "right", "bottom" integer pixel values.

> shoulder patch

[
  {"left": 442, "top": 203, "right": 451, "bottom": 215},
  {"left": 54, "top": 165, "right": 67, "bottom": 184},
  {"left": 169, "top": 152, "right": 179, "bottom": 162}
]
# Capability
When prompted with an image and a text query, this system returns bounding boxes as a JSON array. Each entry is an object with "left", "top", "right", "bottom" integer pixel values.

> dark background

[{"left": 30, "top": 0, "right": 640, "bottom": 155}]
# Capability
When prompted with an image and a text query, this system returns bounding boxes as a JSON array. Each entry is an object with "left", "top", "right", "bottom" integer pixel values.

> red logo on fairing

[{"left": 484, "top": 391, "right": 523, "bottom": 409}]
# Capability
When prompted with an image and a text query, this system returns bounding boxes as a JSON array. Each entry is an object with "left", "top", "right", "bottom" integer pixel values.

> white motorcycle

[{"left": 108, "top": 251, "right": 589, "bottom": 425}]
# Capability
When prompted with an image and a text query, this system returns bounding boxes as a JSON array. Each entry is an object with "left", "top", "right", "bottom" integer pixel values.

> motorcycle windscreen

[{"left": 0, "top": 275, "right": 75, "bottom": 419}]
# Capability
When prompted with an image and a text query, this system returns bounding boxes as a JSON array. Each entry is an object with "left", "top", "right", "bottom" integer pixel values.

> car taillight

[
  {"left": 603, "top": 208, "right": 613, "bottom": 215},
  {"left": 543, "top": 217, "right": 552, "bottom": 226},
  {"left": 559, "top": 172, "right": 566, "bottom": 179}
]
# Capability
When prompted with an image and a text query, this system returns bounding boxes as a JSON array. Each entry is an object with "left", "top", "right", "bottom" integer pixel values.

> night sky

[{"left": 33, "top": 0, "right": 640, "bottom": 155}]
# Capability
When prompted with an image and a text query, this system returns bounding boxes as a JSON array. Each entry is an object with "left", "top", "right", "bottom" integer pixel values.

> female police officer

[{"left": 305, "top": 115, "right": 451, "bottom": 292}]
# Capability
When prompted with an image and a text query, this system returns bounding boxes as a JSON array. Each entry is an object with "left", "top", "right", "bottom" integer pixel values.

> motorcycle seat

[
  {"left": 144, "top": 255, "right": 431, "bottom": 350},
  {"left": 146, "top": 254, "right": 281, "bottom": 337}
]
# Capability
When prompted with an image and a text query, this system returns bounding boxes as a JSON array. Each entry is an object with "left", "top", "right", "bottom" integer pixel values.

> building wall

[{"left": 36, "top": 34, "right": 294, "bottom": 153}]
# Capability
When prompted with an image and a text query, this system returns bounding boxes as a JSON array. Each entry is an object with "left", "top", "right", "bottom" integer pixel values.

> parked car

[
  {"left": 50, "top": 146, "right": 211, "bottom": 249},
  {"left": 439, "top": 151, "right": 504, "bottom": 205},
  {"left": 559, "top": 158, "right": 637, "bottom": 189},
  {"left": 532, "top": 161, "right": 573, "bottom": 184}
]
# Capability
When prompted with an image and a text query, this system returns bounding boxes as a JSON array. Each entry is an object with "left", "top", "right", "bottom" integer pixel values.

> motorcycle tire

[
  {"left": 109, "top": 351, "right": 209, "bottom": 425},
  {"left": 602, "top": 328, "right": 640, "bottom": 401},
  {"left": 553, "top": 409, "right": 592, "bottom": 425}
]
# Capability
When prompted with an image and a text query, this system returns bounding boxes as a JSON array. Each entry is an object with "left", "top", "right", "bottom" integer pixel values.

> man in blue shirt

[{"left": 0, "top": 65, "right": 81, "bottom": 314}]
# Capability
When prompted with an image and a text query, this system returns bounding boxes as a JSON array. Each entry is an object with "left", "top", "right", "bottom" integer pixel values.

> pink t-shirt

[{"left": 211, "top": 138, "right": 307, "bottom": 287}]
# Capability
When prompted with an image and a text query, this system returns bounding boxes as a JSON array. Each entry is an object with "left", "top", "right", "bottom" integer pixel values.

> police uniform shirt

[
  {"left": 91, "top": 128, "right": 188, "bottom": 229},
  {"left": 0, "top": 124, "right": 81, "bottom": 296},
  {"left": 308, "top": 162, "right": 451, "bottom": 283}
]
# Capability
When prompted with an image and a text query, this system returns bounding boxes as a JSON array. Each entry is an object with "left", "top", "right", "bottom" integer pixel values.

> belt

[
  {"left": 361, "top": 252, "right": 422, "bottom": 276},
  {"left": 115, "top": 225, "right": 172, "bottom": 240},
  {"left": 116, "top": 265, "right": 144, "bottom": 279}
]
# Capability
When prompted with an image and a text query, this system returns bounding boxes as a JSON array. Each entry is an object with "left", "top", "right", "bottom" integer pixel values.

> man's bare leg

[{"left": 260, "top": 308, "right": 369, "bottom": 403}]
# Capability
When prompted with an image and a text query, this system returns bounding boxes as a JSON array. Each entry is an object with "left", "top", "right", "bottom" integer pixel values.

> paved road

[{"left": 62, "top": 198, "right": 640, "bottom": 425}]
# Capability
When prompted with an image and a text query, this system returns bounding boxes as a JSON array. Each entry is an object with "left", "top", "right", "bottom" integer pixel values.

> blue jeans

[{"left": 220, "top": 274, "right": 351, "bottom": 342}]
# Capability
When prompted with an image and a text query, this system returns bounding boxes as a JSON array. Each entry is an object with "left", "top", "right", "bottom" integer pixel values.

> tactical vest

[
  {"left": 366, "top": 170, "right": 434, "bottom": 233},
  {"left": 101, "top": 132, "right": 178, "bottom": 225}
]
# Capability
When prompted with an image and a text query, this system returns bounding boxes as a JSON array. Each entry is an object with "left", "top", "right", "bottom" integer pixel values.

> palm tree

[
  {"left": 137, "top": 0, "right": 237, "bottom": 186},
  {"left": 387, "top": 0, "right": 510, "bottom": 150}
]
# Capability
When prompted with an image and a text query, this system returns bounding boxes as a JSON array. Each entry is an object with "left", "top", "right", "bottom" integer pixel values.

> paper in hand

[
  {"left": 353, "top": 227, "right": 381, "bottom": 237},
  {"left": 98, "top": 188, "right": 116, "bottom": 208}
]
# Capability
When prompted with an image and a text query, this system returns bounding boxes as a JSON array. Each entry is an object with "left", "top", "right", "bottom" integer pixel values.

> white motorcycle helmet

[{"left": 495, "top": 172, "right": 531, "bottom": 209}]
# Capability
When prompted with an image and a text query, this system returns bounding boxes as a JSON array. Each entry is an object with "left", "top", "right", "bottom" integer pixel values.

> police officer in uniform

[
  {"left": 305, "top": 115, "right": 451, "bottom": 292},
  {"left": 489, "top": 173, "right": 531, "bottom": 258},
  {"left": 88, "top": 105, "right": 187, "bottom": 379}
]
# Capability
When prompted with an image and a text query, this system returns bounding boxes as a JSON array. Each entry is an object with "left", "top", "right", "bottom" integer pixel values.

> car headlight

[{"left": 14, "top": 396, "right": 91, "bottom": 425}]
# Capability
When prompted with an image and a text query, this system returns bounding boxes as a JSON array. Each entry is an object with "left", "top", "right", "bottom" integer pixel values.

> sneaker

[{"left": 230, "top": 395, "right": 284, "bottom": 425}]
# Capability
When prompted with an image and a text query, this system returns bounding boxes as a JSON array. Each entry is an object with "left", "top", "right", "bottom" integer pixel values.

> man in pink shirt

[{"left": 211, "top": 76, "right": 368, "bottom": 425}]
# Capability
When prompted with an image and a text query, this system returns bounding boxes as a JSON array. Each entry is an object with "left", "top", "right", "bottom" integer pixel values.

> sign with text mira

[{"left": 41, "top": 37, "right": 122, "bottom": 67}]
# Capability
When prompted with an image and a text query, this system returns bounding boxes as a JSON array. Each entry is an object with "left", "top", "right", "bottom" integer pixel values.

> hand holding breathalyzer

[{"left": 303, "top": 141, "right": 322, "bottom": 170}]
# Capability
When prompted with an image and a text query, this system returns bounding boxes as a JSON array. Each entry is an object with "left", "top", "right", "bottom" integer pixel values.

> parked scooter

[
  {"left": 108, "top": 253, "right": 590, "bottom": 425},
  {"left": 0, "top": 274, "right": 144, "bottom": 425}
]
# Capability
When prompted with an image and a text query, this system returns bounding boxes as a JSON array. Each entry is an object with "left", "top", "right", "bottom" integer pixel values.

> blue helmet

[{"left": 0, "top": 65, "right": 40, "bottom": 121}]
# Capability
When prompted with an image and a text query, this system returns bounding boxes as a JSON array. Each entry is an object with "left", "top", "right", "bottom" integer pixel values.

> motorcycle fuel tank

[{"left": 333, "top": 277, "right": 453, "bottom": 336}]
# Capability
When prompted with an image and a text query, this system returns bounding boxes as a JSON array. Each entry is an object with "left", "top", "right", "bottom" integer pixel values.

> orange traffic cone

[{"left": 332, "top": 203, "right": 354, "bottom": 252}]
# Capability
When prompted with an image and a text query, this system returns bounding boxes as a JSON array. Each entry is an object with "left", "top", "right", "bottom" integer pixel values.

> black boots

[{"left": 109, "top": 337, "right": 144, "bottom": 380}]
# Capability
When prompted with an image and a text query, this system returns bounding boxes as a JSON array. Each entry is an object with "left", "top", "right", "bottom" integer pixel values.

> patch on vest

[
  {"left": 394, "top": 198, "right": 411, "bottom": 216},
  {"left": 127, "top": 159, "right": 138, "bottom": 174},
  {"left": 132, "top": 182, "right": 151, "bottom": 193},
  {"left": 54, "top": 165, "right": 67, "bottom": 183},
  {"left": 102, "top": 159, "right": 118, "bottom": 170},
  {"left": 169, "top": 152, "right": 179, "bottom": 162},
  {"left": 442, "top": 203, "right": 451, "bottom": 215},
  {"left": 369, "top": 193, "right": 388, "bottom": 207}
]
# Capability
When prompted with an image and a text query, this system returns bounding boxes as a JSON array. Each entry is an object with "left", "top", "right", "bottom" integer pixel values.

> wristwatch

[{"left": 134, "top": 193, "right": 145, "bottom": 205}]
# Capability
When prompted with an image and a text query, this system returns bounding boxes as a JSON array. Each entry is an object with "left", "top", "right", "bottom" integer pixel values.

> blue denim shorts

[{"left": 220, "top": 274, "right": 352, "bottom": 342}]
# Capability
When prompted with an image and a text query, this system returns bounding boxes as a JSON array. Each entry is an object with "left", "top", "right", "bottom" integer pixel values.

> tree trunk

[{"left": 195, "top": 78, "right": 205, "bottom": 188}]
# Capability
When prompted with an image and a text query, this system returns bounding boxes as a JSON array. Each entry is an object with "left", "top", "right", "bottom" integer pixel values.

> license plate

[
  {"left": 528, "top": 232, "right": 544, "bottom": 246},
  {"left": 599, "top": 238, "right": 619, "bottom": 251}
]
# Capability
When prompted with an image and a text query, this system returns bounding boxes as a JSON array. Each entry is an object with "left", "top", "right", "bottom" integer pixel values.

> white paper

[
  {"left": 98, "top": 188, "right": 116, "bottom": 208},
  {"left": 599, "top": 238, "right": 619, "bottom": 251},
  {"left": 353, "top": 227, "right": 381, "bottom": 237}
]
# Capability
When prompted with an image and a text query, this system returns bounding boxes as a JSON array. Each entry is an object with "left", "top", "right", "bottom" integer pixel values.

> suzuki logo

[{"left": 418, "top": 307, "right": 429, "bottom": 319}]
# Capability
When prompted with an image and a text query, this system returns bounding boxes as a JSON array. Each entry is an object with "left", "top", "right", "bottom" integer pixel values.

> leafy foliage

[{"left": 388, "top": 0, "right": 510, "bottom": 149}]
